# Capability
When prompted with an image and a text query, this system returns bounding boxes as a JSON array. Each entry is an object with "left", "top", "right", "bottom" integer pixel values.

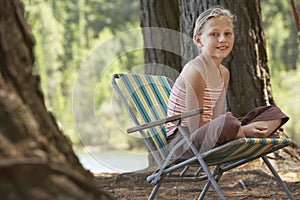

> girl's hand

[
  {"left": 268, "top": 132, "right": 280, "bottom": 138},
  {"left": 242, "top": 123, "right": 267, "bottom": 138}
]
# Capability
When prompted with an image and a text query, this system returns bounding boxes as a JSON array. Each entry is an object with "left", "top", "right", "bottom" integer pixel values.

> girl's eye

[
  {"left": 210, "top": 33, "right": 219, "bottom": 37},
  {"left": 225, "top": 32, "right": 232, "bottom": 36}
]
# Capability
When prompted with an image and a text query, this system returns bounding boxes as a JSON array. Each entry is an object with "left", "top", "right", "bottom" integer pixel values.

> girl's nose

[{"left": 219, "top": 35, "right": 226, "bottom": 43}]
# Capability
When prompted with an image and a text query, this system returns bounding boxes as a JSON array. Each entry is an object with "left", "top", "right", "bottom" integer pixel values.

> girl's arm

[
  {"left": 182, "top": 67, "right": 206, "bottom": 133},
  {"left": 212, "top": 65, "right": 230, "bottom": 118}
]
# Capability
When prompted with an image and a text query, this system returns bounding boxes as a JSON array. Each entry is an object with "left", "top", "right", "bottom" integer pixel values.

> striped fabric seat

[
  {"left": 203, "top": 138, "right": 291, "bottom": 166},
  {"left": 118, "top": 73, "right": 171, "bottom": 159}
]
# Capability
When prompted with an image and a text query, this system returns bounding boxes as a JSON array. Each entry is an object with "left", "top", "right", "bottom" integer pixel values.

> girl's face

[{"left": 195, "top": 16, "right": 234, "bottom": 64}]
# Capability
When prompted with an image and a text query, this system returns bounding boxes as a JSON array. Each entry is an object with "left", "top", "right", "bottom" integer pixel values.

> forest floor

[
  {"left": 94, "top": 149, "right": 300, "bottom": 200},
  {"left": 95, "top": 145, "right": 300, "bottom": 200}
]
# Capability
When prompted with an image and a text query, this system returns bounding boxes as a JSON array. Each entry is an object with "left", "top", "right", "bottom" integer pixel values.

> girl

[{"left": 166, "top": 6, "right": 289, "bottom": 160}]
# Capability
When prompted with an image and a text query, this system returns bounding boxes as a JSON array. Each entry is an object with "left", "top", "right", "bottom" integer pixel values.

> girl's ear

[{"left": 193, "top": 34, "right": 203, "bottom": 47}]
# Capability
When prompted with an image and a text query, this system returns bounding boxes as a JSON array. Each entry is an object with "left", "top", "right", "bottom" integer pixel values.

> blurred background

[{"left": 23, "top": 0, "right": 299, "bottom": 173}]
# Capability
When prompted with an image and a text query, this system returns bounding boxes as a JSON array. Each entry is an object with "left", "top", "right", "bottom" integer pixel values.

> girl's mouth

[{"left": 217, "top": 46, "right": 228, "bottom": 50}]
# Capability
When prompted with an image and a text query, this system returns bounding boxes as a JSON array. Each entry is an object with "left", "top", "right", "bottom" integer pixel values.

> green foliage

[
  {"left": 271, "top": 68, "right": 300, "bottom": 145},
  {"left": 93, "top": 50, "right": 146, "bottom": 149},
  {"left": 261, "top": 0, "right": 300, "bottom": 144},
  {"left": 89, "top": 0, "right": 139, "bottom": 33},
  {"left": 23, "top": 0, "right": 142, "bottom": 149},
  {"left": 261, "top": 0, "right": 299, "bottom": 71}
]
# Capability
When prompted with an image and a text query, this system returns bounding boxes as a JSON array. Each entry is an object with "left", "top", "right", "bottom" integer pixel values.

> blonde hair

[{"left": 193, "top": 6, "right": 234, "bottom": 36}]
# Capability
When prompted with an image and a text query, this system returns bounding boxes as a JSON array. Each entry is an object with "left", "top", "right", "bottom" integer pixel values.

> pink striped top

[
  {"left": 166, "top": 83, "right": 224, "bottom": 137},
  {"left": 202, "top": 84, "right": 224, "bottom": 121}
]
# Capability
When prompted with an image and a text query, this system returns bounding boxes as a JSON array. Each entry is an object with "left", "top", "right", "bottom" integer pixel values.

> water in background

[{"left": 76, "top": 150, "right": 149, "bottom": 173}]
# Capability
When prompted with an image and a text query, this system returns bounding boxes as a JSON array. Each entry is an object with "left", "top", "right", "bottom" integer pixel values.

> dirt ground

[{"left": 94, "top": 152, "right": 300, "bottom": 200}]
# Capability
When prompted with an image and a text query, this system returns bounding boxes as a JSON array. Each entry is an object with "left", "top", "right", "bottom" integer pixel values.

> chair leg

[
  {"left": 177, "top": 126, "right": 226, "bottom": 200},
  {"left": 198, "top": 180, "right": 212, "bottom": 200},
  {"left": 195, "top": 159, "right": 226, "bottom": 200},
  {"left": 215, "top": 171, "right": 224, "bottom": 183},
  {"left": 198, "top": 165, "right": 225, "bottom": 200},
  {"left": 148, "top": 177, "right": 164, "bottom": 200},
  {"left": 195, "top": 166, "right": 203, "bottom": 176},
  {"left": 180, "top": 166, "right": 190, "bottom": 176},
  {"left": 262, "top": 156, "right": 295, "bottom": 200}
]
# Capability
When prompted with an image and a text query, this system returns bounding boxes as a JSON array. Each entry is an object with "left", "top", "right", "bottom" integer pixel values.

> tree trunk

[
  {"left": 224, "top": 1, "right": 274, "bottom": 116},
  {"left": 0, "top": 0, "right": 112, "bottom": 198},
  {"left": 140, "top": 0, "right": 181, "bottom": 81},
  {"left": 180, "top": 0, "right": 274, "bottom": 117}
]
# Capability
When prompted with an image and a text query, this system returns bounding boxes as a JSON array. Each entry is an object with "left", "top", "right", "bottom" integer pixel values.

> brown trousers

[{"left": 167, "top": 105, "right": 289, "bottom": 160}]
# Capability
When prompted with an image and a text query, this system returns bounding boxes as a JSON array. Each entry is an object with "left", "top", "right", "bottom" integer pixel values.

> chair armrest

[{"left": 127, "top": 108, "right": 204, "bottom": 133}]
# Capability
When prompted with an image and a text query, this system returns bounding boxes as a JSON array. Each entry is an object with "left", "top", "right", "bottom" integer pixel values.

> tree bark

[
  {"left": 0, "top": 0, "right": 84, "bottom": 174},
  {"left": 140, "top": 0, "right": 181, "bottom": 81},
  {"left": 224, "top": 1, "right": 274, "bottom": 116},
  {"left": 0, "top": 0, "right": 112, "bottom": 198}
]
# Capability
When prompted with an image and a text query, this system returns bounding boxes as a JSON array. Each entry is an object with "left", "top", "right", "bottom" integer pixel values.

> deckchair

[{"left": 111, "top": 73, "right": 294, "bottom": 200}]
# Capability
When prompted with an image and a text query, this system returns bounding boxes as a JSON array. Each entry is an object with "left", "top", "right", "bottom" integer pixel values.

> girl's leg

[{"left": 177, "top": 112, "right": 241, "bottom": 159}]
